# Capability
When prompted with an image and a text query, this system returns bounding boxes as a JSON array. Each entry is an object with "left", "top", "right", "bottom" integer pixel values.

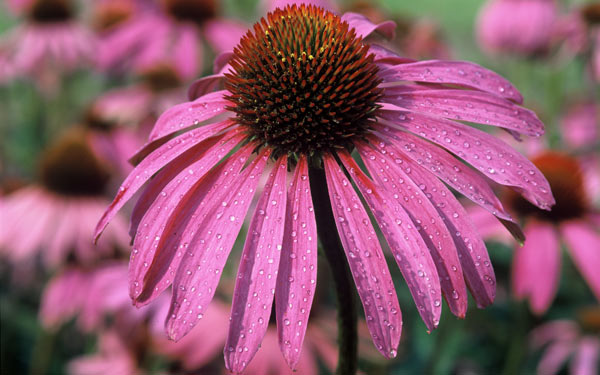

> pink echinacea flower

[
  {"left": 95, "top": 5, "right": 553, "bottom": 373},
  {"left": 0, "top": 0, "right": 95, "bottom": 83},
  {"left": 0, "top": 130, "right": 129, "bottom": 269},
  {"left": 473, "top": 151, "right": 600, "bottom": 314},
  {"left": 530, "top": 314, "right": 600, "bottom": 375}
]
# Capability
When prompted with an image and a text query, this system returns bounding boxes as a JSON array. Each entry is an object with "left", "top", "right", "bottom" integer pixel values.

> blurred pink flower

[
  {"left": 96, "top": 5, "right": 552, "bottom": 372},
  {"left": 561, "top": 100, "right": 599, "bottom": 150},
  {"left": 0, "top": 131, "right": 129, "bottom": 269},
  {"left": 0, "top": 0, "right": 95, "bottom": 83},
  {"left": 476, "top": 0, "right": 558, "bottom": 56},
  {"left": 470, "top": 152, "right": 600, "bottom": 314},
  {"left": 96, "top": 0, "right": 248, "bottom": 80},
  {"left": 39, "top": 263, "right": 150, "bottom": 332},
  {"left": 554, "top": 4, "right": 600, "bottom": 82},
  {"left": 531, "top": 318, "right": 600, "bottom": 375},
  {"left": 149, "top": 295, "right": 338, "bottom": 374},
  {"left": 67, "top": 330, "right": 139, "bottom": 375}
]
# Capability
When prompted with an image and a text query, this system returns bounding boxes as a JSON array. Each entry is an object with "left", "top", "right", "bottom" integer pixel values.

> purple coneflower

[
  {"left": 0, "top": 130, "right": 129, "bottom": 269},
  {"left": 530, "top": 312, "right": 600, "bottom": 375},
  {"left": 96, "top": 0, "right": 247, "bottom": 79},
  {"left": 471, "top": 151, "right": 600, "bottom": 314},
  {"left": 0, "top": 0, "right": 95, "bottom": 83},
  {"left": 96, "top": 5, "right": 553, "bottom": 372}
]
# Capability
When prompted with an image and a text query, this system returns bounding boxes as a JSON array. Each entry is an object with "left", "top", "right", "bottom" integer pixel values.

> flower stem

[{"left": 309, "top": 165, "right": 358, "bottom": 375}]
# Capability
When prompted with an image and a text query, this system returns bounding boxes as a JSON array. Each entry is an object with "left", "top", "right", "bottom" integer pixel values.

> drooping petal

[
  {"left": 377, "top": 110, "right": 555, "bottom": 210},
  {"left": 560, "top": 220, "right": 600, "bottom": 301},
  {"left": 375, "top": 124, "right": 513, "bottom": 221},
  {"left": 337, "top": 151, "right": 442, "bottom": 329},
  {"left": 129, "top": 132, "right": 244, "bottom": 304},
  {"left": 355, "top": 142, "right": 468, "bottom": 317},
  {"left": 275, "top": 155, "right": 318, "bottom": 369},
  {"left": 361, "top": 139, "right": 497, "bottom": 307},
  {"left": 341, "top": 13, "right": 396, "bottom": 40},
  {"left": 147, "top": 90, "right": 229, "bottom": 143},
  {"left": 128, "top": 129, "right": 243, "bottom": 237},
  {"left": 165, "top": 150, "right": 270, "bottom": 341},
  {"left": 513, "top": 220, "right": 560, "bottom": 315},
  {"left": 382, "top": 86, "right": 544, "bottom": 136},
  {"left": 378, "top": 60, "right": 523, "bottom": 103},
  {"left": 94, "top": 121, "right": 234, "bottom": 241},
  {"left": 323, "top": 155, "right": 402, "bottom": 357},
  {"left": 225, "top": 156, "right": 288, "bottom": 373}
]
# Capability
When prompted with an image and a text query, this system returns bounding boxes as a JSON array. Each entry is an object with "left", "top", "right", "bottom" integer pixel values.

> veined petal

[
  {"left": 341, "top": 13, "right": 396, "bottom": 40},
  {"left": 382, "top": 86, "right": 544, "bottom": 136},
  {"left": 129, "top": 132, "right": 244, "bottom": 304},
  {"left": 225, "top": 156, "right": 288, "bottom": 373},
  {"left": 128, "top": 129, "right": 243, "bottom": 238},
  {"left": 379, "top": 60, "right": 523, "bottom": 103},
  {"left": 275, "top": 155, "right": 318, "bottom": 369},
  {"left": 370, "top": 44, "right": 416, "bottom": 65},
  {"left": 560, "top": 220, "right": 600, "bottom": 302},
  {"left": 361, "top": 139, "right": 496, "bottom": 307},
  {"left": 147, "top": 90, "right": 229, "bottom": 143},
  {"left": 165, "top": 150, "right": 270, "bottom": 341},
  {"left": 336, "top": 151, "right": 441, "bottom": 330},
  {"left": 513, "top": 220, "right": 560, "bottom": 315},
  {"left": 374, "top": 124, "right": 513, "bottom": 221},
  {"left": 94, "top": 120, "right": 234, "bottom": 241},
  {"left": 377, "top": 110, "right": 555, "bottom": 210},
  {"left": 356, "top": 141, "right": 468, "bottom": 317},
  {"left": 324, "top": 155, "right": 402, "bottom": 357}
]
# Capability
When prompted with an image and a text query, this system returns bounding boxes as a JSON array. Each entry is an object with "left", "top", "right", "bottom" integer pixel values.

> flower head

[
  {"left": 530, "top": 311, "right": 600, "bottom": 375},
  {"left": 0, "top": 130, "right": 129, "bottom": 269},
  {"left": 96, "top": 5, "right": 553, "bottom": 372},
  {"left": 0, "top": 0, "right": 95, "bottom": 84}
]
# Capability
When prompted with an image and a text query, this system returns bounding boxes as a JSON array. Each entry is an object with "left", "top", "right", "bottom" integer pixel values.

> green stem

[{"left": 309, "top": 165, "right": 358, "bottom": 375}]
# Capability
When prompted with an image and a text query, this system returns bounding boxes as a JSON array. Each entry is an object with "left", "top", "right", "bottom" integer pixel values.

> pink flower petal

[
  {"left": 165, "top": 150, "right": 270, "bottom": 341},
  {"left": 382, "top": 86, "right": 544, "bottom": 136},
  {"left": 362, "top": 140, "right": 496, "bottom": 307},
  {"left": 147, "top": 90, "right": 229, "bottom": 143},
  {"left": 374, "top": 124, "right": 513, "bottom": 221},
  {"left": 187, "top": 74, "right": 227, "bottom": 101},
  {"left": 94, "top": 121, "right": 233, "bottom": 241},
  {"left": 560, "top": 220, "right": 600, "bottom": 301},
  {"left": 341, "top": 13, "right": 396, "bottom": 40},
  {"left": 225, "top": 156, "right": 288, "bottom": 373},
  {"left": 275, "top": 155, "right": 318, "bottom": 369},
  {"left": 356, "top": 141, "right": 468, "bottom": 317},
  {"left": 538, "top": 341, "right": 574, "bottom": 375},
  {"left": 513, "top": 220, "right": 560, "bottom": 315},
  {"left": 129, "top": 132, "right": 244, "bottom": 305},
  {"left": 377, "top": 110, "right": 555, "bottom": 210},
  {"left": 338, "top": 151, "right": 442, "bottom": 330},
  {"left": 571, "top": 337, "right": 600, "bottom": 375},
  {"left": 379, "top": 60, "right": 523, "bottom": 103},
  {"left": 129, "top": 129, "right": 243, "bottom": 237},
  {"left": 323, "top": 154, "right": 402, "bottom": 357},
  {"left": 171, "top": 24, "right": 200, "bottom": 81}
]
